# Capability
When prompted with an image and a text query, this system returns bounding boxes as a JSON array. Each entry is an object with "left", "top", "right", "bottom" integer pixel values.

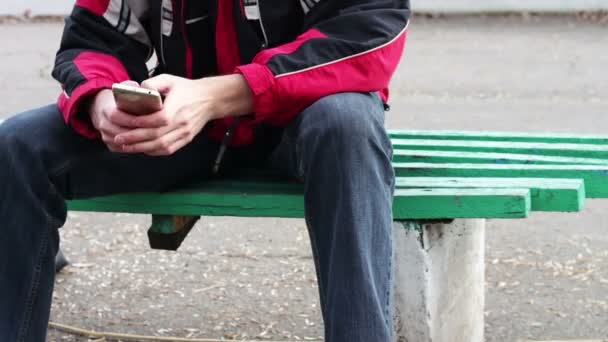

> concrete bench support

[{"left": 393, "top": 219, "right": 485, "bottom": 342}]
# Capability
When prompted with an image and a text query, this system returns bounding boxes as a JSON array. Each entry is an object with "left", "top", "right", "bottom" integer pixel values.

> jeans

[{"left": 0, "top": 92, "right": 395, "bottom": 342}]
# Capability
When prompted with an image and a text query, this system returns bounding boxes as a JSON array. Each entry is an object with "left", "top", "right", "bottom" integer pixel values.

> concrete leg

[{"left": 393, "top": 219, "right": 486, "bottom": 342}]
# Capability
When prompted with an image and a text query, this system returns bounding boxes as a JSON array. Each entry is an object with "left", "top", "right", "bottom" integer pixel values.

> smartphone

[{"left": 112, "top": 83, "right": 163, "bottom": 115}]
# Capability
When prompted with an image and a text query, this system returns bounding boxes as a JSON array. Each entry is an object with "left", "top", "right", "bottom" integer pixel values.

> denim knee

[
  {"left": 0, "top": 115, "right": 42, "bottom": 172},
  {"left": 0, "top": 111, "right": 60, "bottom": 204},
  {"left": 0, "top": 118, "right": 24, "bottom": 163},
  {"left": 299, "top": 92, "right": 391, "bottom": 155}
]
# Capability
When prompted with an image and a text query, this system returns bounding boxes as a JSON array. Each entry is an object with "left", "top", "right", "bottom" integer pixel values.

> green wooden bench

[
  {"left": 65, "top": 129, "right": 608, "bottom": 342},
  {"left": 67, "top": 129, "right": 606, "bottom": 249}
]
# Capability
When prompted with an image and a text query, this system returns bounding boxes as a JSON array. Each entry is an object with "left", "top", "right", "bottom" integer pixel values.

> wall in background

[
  {"left": 415, "top": 0, "right": 608, "bottom": 13},
  {"left": 2, "top": 0, "right": 73, "bottom": 16},
  {"left": 2, "top": 0, "right": 608, "bottom": 16}
]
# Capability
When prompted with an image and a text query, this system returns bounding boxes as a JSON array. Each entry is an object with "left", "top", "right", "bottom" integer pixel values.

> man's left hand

[{"left": 114, "top": 74, "right": 252, "bottom": 156}]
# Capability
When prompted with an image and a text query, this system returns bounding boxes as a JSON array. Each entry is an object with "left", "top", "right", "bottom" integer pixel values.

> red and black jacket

[{"left": 52, "top": 0, "right": 411, "bottom": 146}]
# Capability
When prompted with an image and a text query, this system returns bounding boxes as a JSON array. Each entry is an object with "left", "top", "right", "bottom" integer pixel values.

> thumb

[
  {"left": 141, "top": 74, "right": 176, "bottom": 95},
  {"left": 120, "top": 80, "right": 140, "bottom": 87}
]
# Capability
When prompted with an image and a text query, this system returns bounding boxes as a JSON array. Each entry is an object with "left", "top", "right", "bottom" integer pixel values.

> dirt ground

[{"left": 1, "top": 14, "right": 607, "bottom": 342}]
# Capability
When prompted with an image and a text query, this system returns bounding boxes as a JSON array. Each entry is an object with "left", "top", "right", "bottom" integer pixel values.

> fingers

[
  {"left": 99, "top": 115, "right": 129, "bottom": 134},
  {"left": 120, "top": 80, "right": 140, "bottom": 87},
  {"left": 122, "top": 127, "right": 190, "bottom": 155},
  {"left": 105, "top": 107, "right": 141, "bottom": 128},
  {"left": 131, "top": 74, "right": 188, "bottom": 128},
  {"left": 105, "top": 143, "right": 124, "bottom": 153},
  {"left": 141, "top": 74, "right": 177, "bottom": 94},
  {"left": 146, "top": 138, "right": 188, "bottom": 156},
  {"left": 114, "top": 125, "right": 169, "bottom": 145},
  {"left": 98, "top": 119, "right": 130, "bottom": 152},
  {"left": 130, "top": 110, "right": 172, "bottom": 128}
]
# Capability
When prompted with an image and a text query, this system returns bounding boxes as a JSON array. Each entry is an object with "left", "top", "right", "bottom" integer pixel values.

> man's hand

[
  {"left": 88, "top": 81, "right": 141, "bottom": 152},
  {"left": 114, "top": 74, "right": 253, "bottom": 156}
]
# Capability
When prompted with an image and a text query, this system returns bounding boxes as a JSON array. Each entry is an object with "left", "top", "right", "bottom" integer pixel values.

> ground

[{"left": 1, "top": 15, "right": 607, "bottom": 342}]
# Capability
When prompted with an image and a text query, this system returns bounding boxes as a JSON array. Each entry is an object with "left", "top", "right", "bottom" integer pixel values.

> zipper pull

[{"left": 212, "top": 119, "right": 240, "bottom": 174}]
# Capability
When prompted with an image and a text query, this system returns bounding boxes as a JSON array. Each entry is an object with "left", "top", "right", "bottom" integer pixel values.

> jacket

[{"left": 52, "top": 0, "right": 411, "bottom": 146}]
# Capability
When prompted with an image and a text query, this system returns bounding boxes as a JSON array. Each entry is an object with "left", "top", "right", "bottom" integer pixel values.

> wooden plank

[
  {"left": 393, "top": 162, "right": 608, "bottom": 198},
  {"left": 390, "top": 139, "right": 608, "bottom": 160},
  {"left": 395, "top": 177, "right": 584, "bottom": 212},
  {"left": 67, "top": 187, "right": 531, "bottom": 220},
  {"left": 392, "top": 188, "right": 531, "bottom": 219},
  {"left": 388, "top": 129, "right": 608, "bottom": 145},
  {"left": 181, "top": 178, "right": 303, "bottom": 194},
  {"left": 393, "top": 149, "right": 608, "bottom": 165},
  {"left": 68, "top": 189, "right": 306, "bottom": 218}
]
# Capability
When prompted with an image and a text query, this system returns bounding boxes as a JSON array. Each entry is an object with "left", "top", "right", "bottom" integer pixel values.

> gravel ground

[
  {"left": 1, "top": 15, "right": 607, "bottom": 342},
  {"left": 52, "top": 214, "right": 322, "bottom": 341}
]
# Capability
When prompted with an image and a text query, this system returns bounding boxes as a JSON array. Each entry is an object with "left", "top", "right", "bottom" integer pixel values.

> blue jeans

[{"left": 0, "top": 92, "right": 395, "bottom": 342}]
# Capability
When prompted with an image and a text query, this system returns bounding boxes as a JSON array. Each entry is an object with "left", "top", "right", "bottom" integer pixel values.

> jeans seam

[
  {"left": 304, "top": 215, "right": 326, "bottom": 311},
  {"left": 385, "top": 245, "right": 393, "bottom": 330},
  {"left": 284, "top": 130, "right": 305, "bottom": 182},
  {"left": 294, "top": 140, "right": 305, "bottom": 181},
  {"left": 16, "top": 228, "right": 49, "bottom": 342},
  {"left": 386, "top": 162, "right": 395, "bottom": 333},
  {"left": 17, "top": 180, "right": 59, "bottom": 342}
]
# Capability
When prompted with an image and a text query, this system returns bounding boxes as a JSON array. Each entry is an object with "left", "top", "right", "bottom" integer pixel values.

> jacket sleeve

[
  {"left": 52, "top": 0, "right": 152, "bottom": 138},
  {"left": 236, "top": 0, "right": 410, "bottom": 126}
]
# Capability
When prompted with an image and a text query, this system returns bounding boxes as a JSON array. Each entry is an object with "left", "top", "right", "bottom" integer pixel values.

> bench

[{"left": 66, "top": 129, "right": 608, "bottom": 342}]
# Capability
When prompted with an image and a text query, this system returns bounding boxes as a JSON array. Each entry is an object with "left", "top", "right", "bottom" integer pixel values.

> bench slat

[
  {"left": 68, "top": 191, "right": 305, "bottom": 218},
  {"left": 393, "top": 188, "right": 531, "bottom": 219},
  {"left": 393, "top": 149, "right": 608, "bottom": 165},
  {"left": 395, "top": 177, "right": 584, "bottom": 212},
  {"left": 388, "top": 129, "right": 608, "bottom": 145},
  {"left": 393, "top": 162, "right": 608, "bottom": 197},
  {"left": 390, "top": 139, "right": 608, "bottom": 160},
  {"left": 67, "top": 187, "right": 531, "bottom": 220}
]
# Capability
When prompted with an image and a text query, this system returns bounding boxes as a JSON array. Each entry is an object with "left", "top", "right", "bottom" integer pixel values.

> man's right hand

[{"left": 88, "top": 82, "right": 139, "bottom": 152}]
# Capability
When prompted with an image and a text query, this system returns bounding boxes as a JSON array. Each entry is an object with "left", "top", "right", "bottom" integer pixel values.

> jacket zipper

[
  {"left": 180, "top": 0, "right": 194, "bottom": 78},
  {"left": 256, "top": 1, "right": 269, "bottom": 48},
  {"left": 158, "top": 2, "right": 167, "bottom": 66},
  {"left": 215, "top": 0, "right": 244, "bottom": 171}
]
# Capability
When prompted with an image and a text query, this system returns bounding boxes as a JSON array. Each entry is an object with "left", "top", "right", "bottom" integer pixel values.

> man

[{"left": 0, "top": 0, "right": 410, "bottom": 341}]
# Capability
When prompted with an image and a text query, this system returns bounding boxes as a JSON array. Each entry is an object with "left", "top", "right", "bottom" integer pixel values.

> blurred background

[
  {"left": 1, "top": 1, "right": 607, "bottom": 342},
  {"left": 3, "top": 0, "right": 608, "bottom": 15}
]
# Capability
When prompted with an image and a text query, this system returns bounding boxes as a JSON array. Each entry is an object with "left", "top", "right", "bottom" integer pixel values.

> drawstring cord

[{"left": 212, "top": 118, "right": 240, "bottom": 174}]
